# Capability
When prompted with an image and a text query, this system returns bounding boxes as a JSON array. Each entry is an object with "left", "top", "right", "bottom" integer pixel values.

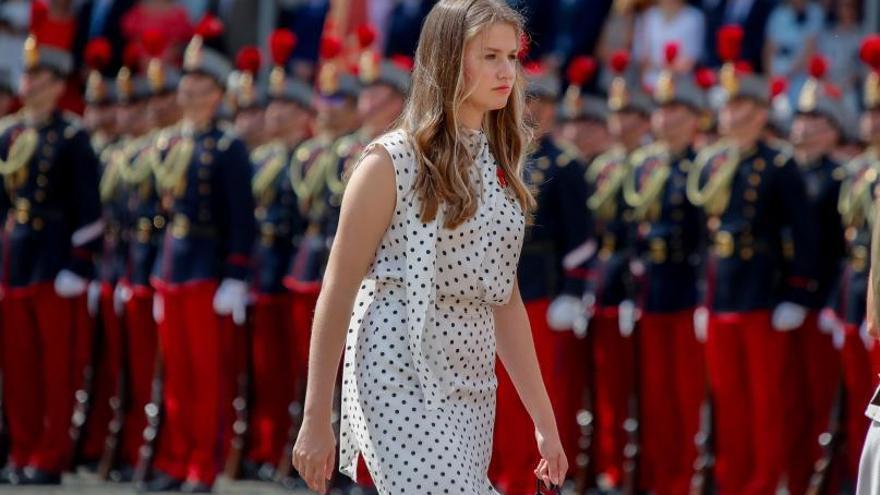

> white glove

[
  {"left": 818, "top": 307, "right": 839, "bottom": 335},
  {"left": 55, "top": 269, "right": 88, "bottom": 298},
  {"left": 572, "top": 292, "right": 595, "bottom": 338},
  {"left": 862, "top": 320, "right": 876, "bottom": 351},
  {"left": 113, "top": 283, "right": 132, "bottom": 317},
  {"left": 771, "top": 302, "right": 808, "bottom": 332},
  {"left": 153, "top": 293, "right": 164, "bottom": 324},
  {"left": 213, "top": 278, "right": 248, "bottom": 325},
  {"left": 87, "top": 281, "right": 102, "bottom": 317},
  {"left": 618, "top": 299, "right": 639, "bottom": 337},
  {"left": 694, "top": 306, "right": 709, "bottom": 343},
  {"left": 547, "top": 294, "right": 583, "bottom": 331}
]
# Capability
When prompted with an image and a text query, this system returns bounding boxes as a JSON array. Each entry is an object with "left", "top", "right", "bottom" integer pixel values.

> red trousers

[
  {"left": 840, "top": 323, "right": 874, "bottom": 481},
  {"left": 784, "top": 313, "right": 843, "bottom": 495},
  {"left": 638, "top": 310, "right": 706, "bottom": 495},
  {"left": 152, "top": 281, "right": 227, "bottom": 484},
  {"left": 706, "top": 311, "right": 798, "bottom": 494},
  {"left": 590, "top": 307, "right": 635, "bottom": 489},
  {"left": 246, "top": 293, "right": 292, "bottom": 466},
  {"left": 490, "top": 299, "right": 590, "bottom": 494},
  {"left": 120, "top": 285, "right": 158, "bottom": 468},
  {"left": 80, "top": 283, "right": 123, "bottom": 463},
  {"left": 1, "top": 283, "right": 84, "bottom": 472}
]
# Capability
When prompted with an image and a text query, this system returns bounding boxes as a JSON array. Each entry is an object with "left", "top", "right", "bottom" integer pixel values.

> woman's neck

[{"left": 458, "top": 102, "right": 484, "bottom": 132}]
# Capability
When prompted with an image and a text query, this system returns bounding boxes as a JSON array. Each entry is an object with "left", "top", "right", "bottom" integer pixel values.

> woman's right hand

[{"left": 292, "top": 417, "right": 336, "bottom": 494}]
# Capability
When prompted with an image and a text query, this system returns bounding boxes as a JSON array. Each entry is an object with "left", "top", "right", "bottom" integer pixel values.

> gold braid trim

[
  {"left": 586, "top": 148, "right": 629, "bottom": 220},
  {"left": 251, "top": 141, "right": 288, "bottom": 206},
  {"left": 623, "top": 142, "right": 671, "bottom": 221},
  {"left": 686, "top": 140, "right": 740, "bottom": 217}
]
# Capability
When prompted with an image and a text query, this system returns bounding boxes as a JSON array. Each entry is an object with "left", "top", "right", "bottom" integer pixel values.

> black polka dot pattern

[{"left": 338, "top": 130, "right": 525, "bottom": 493}]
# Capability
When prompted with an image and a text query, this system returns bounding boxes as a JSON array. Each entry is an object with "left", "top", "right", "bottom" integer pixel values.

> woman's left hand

[{"left": 533, "top": 426, "right": 568, "bottom": 487}]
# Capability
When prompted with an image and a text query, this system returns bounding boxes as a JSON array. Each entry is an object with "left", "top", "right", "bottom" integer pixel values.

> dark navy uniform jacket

[
  {"left": 630, "top": 146, "right": 704, "bottom": 313},
  {"left": 152, "top": 123, "right": 255, "bottom": 284},
  {"left": 518, "top": 135, "right": 592, "bottom": 302},
  {"left": 585, "top": 146, "right": 636, "bottom": 308},
  {"left": 97, "top": 141, "right": 130, "bottom": 285},
  {"left": 697, "top": 141, "right": 818, "bottom": 312},
  {"left": 797, "top": 155, "right": 846, "bottom": 310},
  {"left": 251, "top": 141, "right": 304, "bottom": 294},
  {"left": 121, "top": 133, "right": 165, "bottom": 288},
  {"left": 0, "top": 111, "right": 103, "bottom": 287}
]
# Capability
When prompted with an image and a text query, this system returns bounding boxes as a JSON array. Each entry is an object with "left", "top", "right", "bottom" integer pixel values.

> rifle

[
  {"left": 98, "top": 297, "right": 130, "bottom": 480},
  {"left": 573, "top": 333, "right": 595, "bottom": 494},
  {"left": 224, "top": 313, "right": 252, "bottom": 479},
  {"left": 69, "top": 304, "right": 104, "bottom": 467},
  {"left": 621, "top": 324, "right": 641, "bottom": 495},
  {"left": 806, "top": 382, "right": 846, "bottom": 495},
  {"left": 689, "top": 391, "right": 716, "bottom": 495},
  {"left": 275, "top": 398, "right": 304, "bottom": 482},
  {"left": 133, "top": 354, "right": 163, "bottom": 484}
]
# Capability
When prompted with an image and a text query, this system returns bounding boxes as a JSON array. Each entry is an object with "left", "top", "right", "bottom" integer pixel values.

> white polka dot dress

[{"left": 338, "top": 129, "right": 525, "bottom": 494}]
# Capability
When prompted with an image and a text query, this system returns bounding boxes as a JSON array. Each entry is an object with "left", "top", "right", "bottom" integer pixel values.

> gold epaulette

[
  {"left": 767, "top": 141, "right": 793, "bottom": 168},
  {"left": 687, "top": 139, "right": 739, "bottom": 216},
  {"left": 252, "top": 141, "right": 288, "bottom": 203},
  {"left": 0, "top": 112, "right": 21, "bottom": 137},
  {"left": 555, "top": 139, "right": 582, "bottom": 168},
  {"left": 623, "top": 142, "right": 670, "bottom": 220},
  {"left": 586, "top": 147, "right": 628, "bottom": 218}
]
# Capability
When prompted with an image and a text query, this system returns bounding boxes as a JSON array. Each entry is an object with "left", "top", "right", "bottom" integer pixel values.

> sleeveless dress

[{"left": 338, "top": 129, "right": 526, "bottom": 494}]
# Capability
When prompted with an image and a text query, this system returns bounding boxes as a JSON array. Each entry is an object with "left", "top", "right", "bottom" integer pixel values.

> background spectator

[
  {"left": 596, "top": 0, "right": 640, "bottom": 91},
  {"left": 764, "top": 0, "right": 825, "bottom": 101},
  {"left": 121, "top": 0, "right": 193, "bottom": 63},
  {"left": 819, "top": 0, "right": 864, "bottom": 113},
  {"left": 633, "top": 0, "right": 704, "bottom": 88},
  {"left": 702, "top": 0, "right": 777, "bottom": 72},
  {"left": 72, "top": 0, "right": 135, "bottom": 73}
]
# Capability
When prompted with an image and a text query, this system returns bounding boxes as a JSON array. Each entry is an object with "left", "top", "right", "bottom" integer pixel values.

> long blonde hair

[{"left": 396, "top": 0, "right": 535, "bottom": 229}]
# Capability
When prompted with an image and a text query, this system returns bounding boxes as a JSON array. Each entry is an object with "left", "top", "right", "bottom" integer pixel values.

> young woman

[{"left": 291, "top": 0, "right": 567, "bottom": 493}]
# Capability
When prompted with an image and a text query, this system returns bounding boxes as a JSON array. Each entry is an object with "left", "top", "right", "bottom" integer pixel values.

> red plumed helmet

[
  {"left": 195, "top": 14, "right": 224, "bottom": 40},
  {"left": 85, "top": 37, "right": 112, "bottom": 71},
  {"left": 859, "top": 35, "right": 880, "bottom": 70},
  {"left": 235, "top": 46, "right": 262, "bottom": 74},
  {"left": 142, "top": 28, "right": 166, "bottom": 58},
  {"left": 320, "top": 35, "right": 343, "bottom": 60},
  {"left": 770, "top": 76, "right": 788, "bottom": 98},
  {"left": 356, "top": 24, "right": 377, "bottom": 49},
  {"left": 808, "top": 55, "right": 828, "bottom": 79},
  {"left": 270, "top": 29, "right": 297, "bottom": 66},
  {"left": 390, "top": 54, "right": 414, "bottom": 72},
  {"left": 664, "top": 42, "right": 679, "bottom": 65},
  {"left": 610, "top": 50, "right": 630, "bottom": 74},
  {"left": 30, "top": 1, "right": 48, "bottom": 32},
  {"left": 695, "top": 68, "right": 717, "bottom": 90},
  {"left": 524, "top": 60, "right": 544, "bottom": 76},
  {"left": 717, "top": 24, "right": 744, "bottom": 62},
  {"left": 567, "top": 56, "right": 596, "bottom": 86},
  {"left": 123, "top": 42, "right": 142, "bottom": 70}
]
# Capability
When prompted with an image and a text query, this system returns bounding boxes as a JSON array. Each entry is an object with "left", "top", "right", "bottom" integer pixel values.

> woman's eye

[
  {"left": 508, "top": 54, "right": 517, "bottom": 61},
  {"left": 485, "top": 54, "right": 496, "bottom": 60}
]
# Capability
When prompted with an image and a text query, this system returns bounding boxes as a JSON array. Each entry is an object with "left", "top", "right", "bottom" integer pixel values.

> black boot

[
  {"left": 138, "top": 470, "right": 183, "bottom": 492},
  {"left": 19, "top": 467, "right": 61, "bottom": 485},
  {"left": 180, "top": 479, "right": 212, "bottom": 493},
  {"left": 0, "top": 465, "right": 20, "bottom": 484}
]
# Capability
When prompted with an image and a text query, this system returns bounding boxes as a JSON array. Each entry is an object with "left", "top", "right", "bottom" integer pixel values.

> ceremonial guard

[
  {"left": 230, "top": 46, "right": 267, "bottom": 151},
  {"left": 687, "top": 25, "right": 817, "bottom": 494},
  {"left": 490, "top": 58, "right": 591, "bottom": 495},
  {"left": 0, "top": 31, "right": 103, "bottom": 485},
  {"left": 82, "top": 38, "right": 118, "bottom": 155},
  {"left": 145, "top": 17, "right": 255, "bottom": 492},
  {"left": 554, "top": 56, "right": 610, "bottom": 163},
  {"left": 283, "top": 34, "right": 361, "bottom": 418},
  {"left": 838, "top": 34, "right": 880, "bottom": 485},
  {"left": 624, "top": 43, "right": 708, "bottom": 495},
  {"left": 585, "top": 49, "right": 652, "bottom": 491},
  {"left": 784, "top": 55, "right": 849, "bottom": 494}
]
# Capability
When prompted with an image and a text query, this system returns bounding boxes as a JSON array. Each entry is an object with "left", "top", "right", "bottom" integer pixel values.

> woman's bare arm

[
  {"left": 494, "top": 279, "right": 567, "bottom": 484},
  {"left": 301, "top": 146, "right": 397, "bottom": 421}
]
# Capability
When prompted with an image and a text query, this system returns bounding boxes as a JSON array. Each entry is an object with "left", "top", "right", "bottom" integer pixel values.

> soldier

[
  {"left": 283, "top": 34, "right": 361, "bottom": 413},
  {"left": 239, "top": 29, "right": 311, "bottom": 481},
  {"left": 490, "top": 58, "right": 592, "bottom": 494},
  {"left": 144, "top": 17, "right": 256, "bottom": 492},
  {"left": 0, "top": 32, "right": 103, "bottom": 485},
  {"left": 585, "top": 49, "right": 653, "bottom": 491},
  {"left": 82, "top": 38, "right": 118, "bottom": 155},
  {"left": 838, "top": 33, "right": 880, "bottom": 486},
  {"left": 688, "top": 25, "right": 817, "bottom": 494},
  {"left": 624, "top": 43, "right": 707, "bottom": 495},
  {"left": 554, "top": 56, "right": 610, "bottom": 163},
  {"left": 783, "top": 55, "right": 849, "bottom": 494},
  {"left": 230, "top": 46, "right": 268, "bottom": 151}
]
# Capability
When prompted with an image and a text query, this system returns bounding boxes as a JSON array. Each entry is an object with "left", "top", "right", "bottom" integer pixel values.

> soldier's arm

[
  {"left": 219, "top": 137, "right": 256, "bottom": 281},
  {"left": 554, "top": 157, "right": 593, "bottom": 296},
  {"left": 775, "top": 155, "right": 819, "bottom": 306},
  {"left": 67, "top": 127, "right": 104, "bottom": 279}
]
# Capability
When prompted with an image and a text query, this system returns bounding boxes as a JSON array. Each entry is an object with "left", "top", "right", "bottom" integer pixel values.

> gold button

[
  {"left": 707, "top": 216, "right": 720, "bottom": 231},
  {"left": 153, "top": 216, "right": 166, "bottom": 229},
  {"left": 744, "top": 189, "right": 758, "bottom": 202},
  {"left": 32, "top": 217, "right": 44, "bottom": 231},
  {"left": 748, "top": 173, "right": 761, "bottom": 187},
  {"left": 740, "top": 246, "right": 754, "bottom": 260},
  {"left": 171, "top": 215, "right": 189, "bottom": 238},
  {"left": 845, "top": 227, "right": 858, "bottom": 242},
  {"left": 34, "top": 190, "right": 46, "bottom": 202},
  {"left": 753, "top": 158, "right": 766, "bottom": 171},
  {"left": 200, "top": 152, "right": 213, "bottom": 164},
  {"left": 715, "top": 231, "right": 734, "bottom": 258},
  {"left": 203, "top": 137, "right": 215, "bottom": 150},
  {"left": 46, "top": 131, "right": 57, "bottom": 143},
  {"left": 36, "top": 175, "right": 48, "bottom": 187},
  {"left": 650, "top": 238, "right": 667, "bottom": 263}
]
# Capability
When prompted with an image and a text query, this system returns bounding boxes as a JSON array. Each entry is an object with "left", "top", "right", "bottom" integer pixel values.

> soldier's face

[
  {"left": 719, "top": 98, "right": 766, "bottom": 136},
  {"left": 461, "top": 22, "right": 518, "bottom": 114},
  {"left": 316, "top": 96, "right": 358, "bottom": 133},
  {"left": 118, "top": 100, "right": 149, "bottom": 136},
  {"left": 178, "top": 74, "right": 222, "bottom": 113},
  {"left": 358, "top": 84, "right": 399, "bottom": 118},
  {"left": 791, "top": 114, "right": 838, "bottom": 152},
  {"left": 84, "top": 104, "right": 117, "bottom": 134},
  {"left": 266, "top": 100, "right": 311, "bottom": 138},
  {"left": 652, "top": 103, "right": 698, "bottom": 142},
  {"left": 608, "top": 111, "right": 648, "bottom": 142},
  {"left": 860, "top": 110, "right": 880, "bottom": 143},
  {"left": 234, "top": 107, "right": 265, "bottom": 145},
  {"left": 19, "top": 69, "right": 63, "bottom": 109}
]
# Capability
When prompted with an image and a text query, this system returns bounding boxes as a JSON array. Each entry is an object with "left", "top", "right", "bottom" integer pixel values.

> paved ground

[{"left": 0, "top": 472, "right": 319, "bottom": 494}]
